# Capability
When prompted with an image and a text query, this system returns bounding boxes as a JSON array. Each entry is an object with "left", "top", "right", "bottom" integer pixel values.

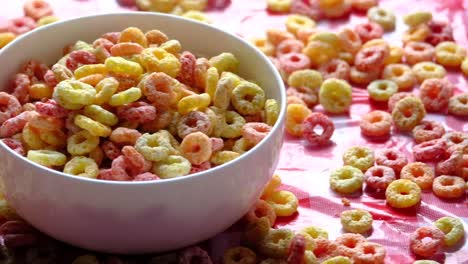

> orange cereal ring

[
  {"left": 419, "top": 78, "right": 454, "bottom": 112},
  {"left": 143, "top": 72, "right": 176, "bottom": 109},
  {"left": 391, "top": 96, "right": 426, "bottom": 132},
  {"left": 110, "top": 42, "right": 144, "bottom": 57},
  {"left": 359, "top": 110, "right": 392, "bottom": 137},
  {"left": 387, "top": 92, "right": 415, "bottom": 112},
  {"left": 410, "top": 226, "right": 445, "bottom": 258},
  {"left": 400, "top": 162, "right": 434, "bottom": 190},
  {"left": 180, "top": 132, "right": 212, "bottom": 165},
  {"left": 433, "top": 175, "right": 465, "bottom": 199},
  {"left": 335, "top": 233, "right": 366, "bottom": 258},
  {"left": 276, "top": 39, "right": 304, "bottom": 57},
  {"left": 448, "top": 93, "right": 468, "bottom": 117},
  {"left": 314, "top": 239, "right": 339, "bottom": 262},
  {"left": 242, "top": 122, "right": 272, "bottom": 146},
  {"left": 353, "top": 242, "right": 386, "bottom": 264},
  {"left": 443, "top": 132, "right": 468, "bottom": 149}
]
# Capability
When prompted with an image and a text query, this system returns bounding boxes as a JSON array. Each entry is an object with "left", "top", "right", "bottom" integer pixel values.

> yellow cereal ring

[
  {"left": 319, "top": 78, "right": 352, "bottom": 114},
  {"left": 434, "top": 217, "right": 465, "bottom": 247},
  {"left": 210, "top": 150, "right": 240, "bottom": 165},
  {"left": 63, "top": 156, "right": 99, "bottom": 179},
  {"left": 209, "top": 52, "right": 239, "bottom": 73},
  {"left": 83, "top": 105, "right": 118, "bottom": 126},
  {"left": 67, "top": 130, "right": 100, "bottom": 156},
  {"left": 53, "top": 80, "right": 96, "bottom": 110},
  {"left": 140, "top": 47, "right": 180, "bottom": 77},
  {"left": 264, "top": 190, "right": 298, "bottom": 217},
  {"left": 152, "top": 155, "right": 191, "bottom": 179},
  {"left": 105, "top": 57, "right": 143, "bottom": 77},
  {"left": 340, "top": 209, "right": 373, "bottom": 233},
  {"left": 403, "top": 11, "right": 432, "bottom": 27},
  {"left": 27, "top": 150, "right": 67, "bottom": 167},
  {"left": 74, "top": 114, "right": 111, "bottom": 137},
  {"left": 109, "top": 87, "right": 142, "bottom": 106},
  {"left": 330, "top": 166, "right": 364, "bottom": 194},
  {"left": 285, "top": 103, "right": 311, "bottom": 137},
  {"left": 385, "top": 179, "right": 421, "bottom": 208},
  {"left": 342, "top": 146, "right": 375, "bottom": 172}
]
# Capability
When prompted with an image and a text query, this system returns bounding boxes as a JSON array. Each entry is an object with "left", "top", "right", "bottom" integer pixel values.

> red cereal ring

[
  {"left": 143, "top": 72, "right": 175, "bottom": 109},
  {"left": 23, "top": 0, "right": 53, "bottom": 21},
  {"left": 2, "top": 138, "right": 25, "bottom": 156},
  {"left": 102, "top": 140, "right": 121, "bottom": 160},
  {"left": 335, "top": 233, "right": 366, "bottom": 258},
  {"left": 35, "top": 99, "right": 69, "bottom": 118},
  {"left": 435, "top": 149, "right": 463, "bottom": 176},
  {"left": 387, "top": 92, "right": 414, "bottom": 112},
  {"left": 7, "top": 17, "right": 36, "bottom": 35},
  {"left": 117, "top": 102, "right": 157, "bottom": 123},
  {"left": 364, "top": 165, "right": 396, "bottom": 191},
  {"left": 0, "top": 92, "right": 21, "bottom": 125},
  {"left": 290, "top": 0, "right": 321, "bottom": 21},
  {"left": 21, "top": 60, "right": 49, "bottom": 81},
  {"left": 43, "top": 70, "right": 58, "bottom": 88},
  {"left": 359, "top": 110, "right": 392, "bottom": 137},
  {"left": 110, "top": 155, "right": 132, "bottom": 181},
  {"left": 133, "top": 172, "right": 160, "bottom": 181},
  {"left": 286, "top": 87, "right": 318, "bottom": 108},
  {"left": 176, "top": 51, "right": 197, "bottom": 87},
  {"left": 413, "top": 138, "right": 446, "bottom": 162},
  {"left": 287, "top": 234, "right": 307, "bottom": 264},
  {"left": 318, "top": 59, "right": 351, "bottom": 81},
  {"left": 432, "top": 175, "right": 465, "bottom": 199},
  {"left": 410, "top": 226, "right": 445, "bottom": 258},
  {"left": 302, "top": 112, "right": 335, "bottom": 146},
  {"left": 276, "top": 39, "right": 305, "bottom": 57},
  {"left": 375, "top": 148, "right": 408, "bottom": 173},
  {"left": 412, "top": 120, "right": 445, "bottom": 144},
  {"left": 354, "top": 22, "right": 384, "bottom": 43},
  {"left": 279, "top": 52, "right": 311, "bottom": 74},
  {"left": 177, "top": 111, "right": 212, "bottom": 139},
  {"left": 242, "top": 122, "right": 272, "bottom": 145},
  {"left": 354, "top": 46, "right": 388, "bottom": 72},
  {"left": 12, "top": 73, "right": 31, "bottom": 104},
  {"left": 426, "top": 20, "right": 454, "bottom": 46},
  {"left": 419, "top": 78, "right": 454, "bottom": 112},
  {"left": 442, "top": 132, "right": 468, "bottom": 148},
  {"left": 313, "top": 239, "right": 339, "bottom": 262},
  {"left": 65, "top": 50, "right": 98, "bottom": 71},
  {"left": 189, "top": 161, "right": 212, "bottom": 174},
  {"left": 0, "top": 111, "right": 34, "bottom": 138},
  {"left": 403, "top": 41, "right": 435, "bottom": 65}
]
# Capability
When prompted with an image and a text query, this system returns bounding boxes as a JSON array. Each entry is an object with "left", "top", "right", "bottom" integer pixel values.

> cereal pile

[
  {"left": 0, "top": 0, "right": 59, "bottom": 49},
  {"left": 132, "top": 0, "right": 212, "bottom": 24},
  {"left": 0, "top": 26, "right": 279, "bottom": 181}
]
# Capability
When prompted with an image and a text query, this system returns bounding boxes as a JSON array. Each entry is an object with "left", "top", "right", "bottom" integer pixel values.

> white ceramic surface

[{"left": 0, "top": 13, "right": 286, "bottom": 254}]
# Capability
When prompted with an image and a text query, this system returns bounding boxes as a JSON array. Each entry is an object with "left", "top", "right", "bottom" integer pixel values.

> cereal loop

[
  {"left": 385, "top": 179, "right": 421, "bottom": 208},
  {"left": 302, "top": 112, "right": 335, "bottom": 146},
  {"left": 410, "top": 226, "right": 445, "bottom": 258}
]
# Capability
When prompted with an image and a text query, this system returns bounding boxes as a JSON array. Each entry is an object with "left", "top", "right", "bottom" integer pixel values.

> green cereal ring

[
  {"left": 330, "top": 166, "right": 364, "bottom": 194},
  {"left": 152, "top": 155, "right": 191, "bottom": 179},
  {"left": 340, "top": 209, "right": 373, "bottom": 234},
  {"left": 434, "top": 216, "right": 465, "bottom": 247},
  {"left": 342, "top": 146, "right": 375, "bottom": 172},
  {"left": 367, "top": 80, "right": 398, "bottom": 102}
]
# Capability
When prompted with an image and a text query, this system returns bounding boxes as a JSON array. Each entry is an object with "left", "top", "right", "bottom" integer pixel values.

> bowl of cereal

[{"left": 0, "top": 12, "right": 286, "bottom": 254}]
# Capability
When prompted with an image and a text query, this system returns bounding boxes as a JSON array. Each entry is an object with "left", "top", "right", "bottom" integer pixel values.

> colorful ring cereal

[
  {"left": 403, "top": 11, "right": 432, "bottom": 27},
  {"left": 443, "top": 132, "right": 468, "bottom": 148},
  {"left": 412, "top": 139, "right": 446, "bottom": 162},
  {"left": 302, "top": 112, "right": 335, "bottom": 146},
  {"left": 448, "top": 93, "right": 468, "bottom": 117},
  {"left": 278, "top": 52, "right": 311, "bottom": 75},
  {"left": 26, "top": 150, "right": 67, "bottom": 167},
  {"left": 285, "top": 14, "right": 316, "bottom": 35},
  {"left": 432, "top": 175, "right": 465, "bottom": 199},
  {"left": 244, "top": 199, "right": 276, "bottom": 227},
  {"left": 319, "top": 78, "right": 352, "bottom": 114},
  {"left": 179, "top": 247, "right": 213, "bottom": 264},
  {"left": 152, "top": 155, "right": 191, "bottom": 179},
  {"left": 354, "top": 46, "right": 388, "bottom": 72},
  {"left": 340, "top": 209, "right": 373, "bottom": 234},
  {"left": 400, "top": 162, "right": 435, "bottom": 190},
  {"left": 391, "top": 96, "right": 426, "bottom": 132},
  {"left": 231, "top": 82, "right": 266, "bottom": 116},
  {"left": 434, "top": 216, "right": 465, "bottom": 247},
  {"left": 388, "top": 92, "right": 415, "bottom": 112},
  {"left": 242, "top": 122, "right": 272, "bottom": 145},
  {"left": 419, "top": 78, "right": 454, "bottom": 112},
  {"left": 338, "top": 28, "right": 362, "bottom": 55},
  {"left": 0, "top": 33, "right": 16, "bottom": 49},
  {"left": 364, "top": 165, "right": 396, "bottom": 191},
  {"left": 359, "top": 110, "right": 392, "bottom": 137},
  {"left": 303, "top": 41, "right": 338, "bottom": 67},
  {"left": 412, "top": 120, "right": 445, "bottom": 143},
  {"left": 300, "top": 226, "right": 329, "bottom": 240},
  {"left": 267, "top": 0, "right": 292, "bottom": 12},
  {"left": 342, "top": 146, "right": 374, "bottom": 172},
  {"left": 321, "top": 256, "right": 352, "bottom": 264},
  {"left": 402, "top": 24, "right": 431, "bottom": 44},
  {"left": 410, "top": 226, "right": 445, "bottom": 258},
  {"left": 223, "top": 247, "right": 256, "bottom": 264},
  {"left": 354, "top": 22, "right": 384, "bottom": 43},
  {"left": 259, "top": 228, "right": 294, "bottom": 259},
  {"left": 318, "top": 59, "right": 351, "bottom": 81},
  {"left": 287, "top": 69, "right": 323, "bottom": 90},
  {"left": 353, "top": 242, "right": 386, "bottom": 264},
  {"left": 462, "top": 58, "right": 468, "bottom": 76},
  {"left": 367, "top": 80, "right": 398, "bottom": 102},
  {"left": 412, "top": 62, "right": 446, "bottom": 83},
  {"left": 276, "top": 39, "right": 304, "bottom": 58},
  {"left": 349, "top": 66, "right": 379, "bottom": 85},
  {"left": 367, "top": 7, "right": 396, "bottom": 31},
  {"left": 7, "top": 17, "right": 36, "bottom": 35},
  {"left": 265, "top": 190, "right": 299, "bottom": 217},
  {"left": 335, "top": 233, "right": 366, "bottom": 258},
  {"left": 242, "top": 216, "right": 271, "bottom": 246},
  {"left": 286, "top": 103, "right": 311, "bottom": 137},
  {"left": 435, "top": 41, "right": 466, "bottom": 67},
  {"left": 404, "top": 42, "right": 435, "bottom": 65},
  {"left": 385, "top": 179, "right": 421, "bottom": 208},
  {"left": 426, "top": 20, "right": 454, "bottom": 46},
  {"left": 180, "top": 132, "right": 212, "bottom": 165},
  {"left": 286, "top": 234, "right": 308, "bottom": 264},
  {"left": 330, "top": 166, "right": 364, "bottom": 194},
  {"left": 63, "top": 157, "right": 99, "bottom": 179}
]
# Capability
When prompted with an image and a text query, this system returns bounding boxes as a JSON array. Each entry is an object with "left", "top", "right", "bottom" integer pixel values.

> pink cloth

[{"left": 1, "top": 1, "right": 468, "bottom": 263}]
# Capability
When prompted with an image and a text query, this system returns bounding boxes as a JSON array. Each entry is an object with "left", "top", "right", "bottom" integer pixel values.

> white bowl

[{"left": 0, "top": 13, "right": 286, "bottom": 254}]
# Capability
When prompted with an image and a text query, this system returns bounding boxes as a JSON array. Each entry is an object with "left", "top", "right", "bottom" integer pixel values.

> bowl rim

[{"left": 0, "top": 12, "right": 287, "bottom": 186}]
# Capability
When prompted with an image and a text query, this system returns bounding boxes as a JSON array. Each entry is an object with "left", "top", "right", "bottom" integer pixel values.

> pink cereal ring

[
  {"left": 35, "top": 99, "right": 69, "bottom": 118},
  {"left": 190, "top": 161, "right": 212, "bottom": 174},
  {"left": 12, "top": 73, "right": 31, "bottom": 104},
  {"left": 133, "top": 172, "right": 160, "bottom": 181},
  {"left": 364, "top": 165, "right": 396, "bottom": 191},
  {"left": 355, "top": 22, "right": 384, "bottom": 43},
  {"left": 443, "top": 132, "right": 468, "bottom": 148},
  {"left": 98, "top": 168, "right": 113, "bottom": 181},
  {"left": 354, "top": 46, "right": 388, "bottom": 72},
  {"left": 419, "top": 78, "right": 454, "bottom": 112},
  {"left": 318, "top": 59, "right": 351, "bottom": 81},
  {"left": 412, "top": 120, "right": 445, "bottom": 144},
  {"left": 179, "top": 246, "right": 213, "bottom": 264},
  {"left": 143, "top": 72, "right": 175, "bottom": 109},
  {"left": 210, "top": 137, "right": 224, "bottom": 152},
  {"left": 2, "top": 138, "right": 25, "bottom": 156},
  {"left": 403, "top": 41, "right": 435, "bottom": 65},
  {"left": 388, "top": 92, "right": 414, "bottom": 112},
  {"left": 109, "top": 127, "right": 141, "bottom": 146},
  {"left": 241, "top": 122, "right": 272, "bottom": 145},
  {"left": 413, "top": 138, "right": 446, "bottom": 162},
  {"left": 314, "top": 239, "right": 339, "bottom": 262},
  {"left": 410, "top": 226, "right": 445, "bottom": 258},
  {"left": 302, "top": 112, "right": 335, "bottom": 146},
  {"left": 176, "top": 51, "right": 197, "bottom": 87},
  {"left": 177, "top": 111, "right": 212, "bottom": 139},
  {"left": 102, "top": 140, "right": 121, "bottom": 160},
  {"left": 436, "top": 149, "right": 463, "bottom": 176},
  {"left": 93, "top": 38, "right": 114, "bottom": 51},
  {"left": 290, "top": 0, "right": 321, "bottom": 21},
  {"left": 276, "top": 39, "right": 305, "bottom": 57},
  {"left": 110, "top": 155, "right": 133, "bottom": 181},
  {"left": 0, "top": 111, "right": 35, "bottom": 138},
  {"left": 426, "top": 20, "right": 454, "bottom": 46},
  {"left": 7, "top": 17, "right": 36, "bottom": 35},
  {"left": 43, "top": 70, "right": 58, "bottom": 88},
  {"left": 65, "top": 50, "right": 98, "bottom": 71},
  {"left": 117, "top": 102, "right": 156, "bottom": 123},
  {"left": 279, "top": 52, "right": 311, "bottom": 74},
  {"left": 21, "top": 60, "right": 49, "bottom": 81},
  {"left": 287, "top": 234, "right": 307, "bottom": 264},
  {"left": 102, "top": 32, "right": 121, "bottom": 44},
  {"left": 0, "top": 92, "right": 21, "bottom": 125},
  {"left": 375, "top": 148, "right": 408, "bottom": 173}
]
